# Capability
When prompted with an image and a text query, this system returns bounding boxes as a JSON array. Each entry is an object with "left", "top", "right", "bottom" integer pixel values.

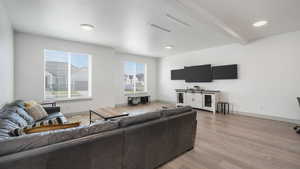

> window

[
  {"left": 124, "top": 61, "right": 146, "bottom": 93},
  {"left": 44, "top": 49, "right": 92, "bottom": 100}
]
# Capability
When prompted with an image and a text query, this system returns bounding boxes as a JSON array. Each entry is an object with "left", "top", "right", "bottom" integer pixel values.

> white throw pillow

[{"left": 26, "top": 104, "right": 48, "bottom": 121}]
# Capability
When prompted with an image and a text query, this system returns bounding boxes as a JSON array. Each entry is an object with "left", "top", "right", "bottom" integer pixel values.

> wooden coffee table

[{"left": 89, "top": 108, "right": 129, "bottom": 124}]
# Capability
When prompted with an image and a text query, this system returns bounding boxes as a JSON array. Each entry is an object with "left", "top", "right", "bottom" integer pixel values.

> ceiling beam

[{"left": 174, "top": 0, "right": 248, "bottom": 44}]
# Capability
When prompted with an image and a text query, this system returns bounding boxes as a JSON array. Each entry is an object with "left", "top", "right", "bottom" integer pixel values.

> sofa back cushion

[
  {"left": 119, "top": 111, "right": 162, "bottom": 127},
  {"left": 48, "top": 125, "right": 90, "bottom": 145},
  {"left": 88, "top": 120, "right": 119, "bottom": 135},
  {"left": 0, "top": 131, "right": 51, "bottom": 156},
  {"left": 162, "top": 106, "right": 193, "bottom": 117},
  {"left": 48, "top": 120, "right": 119, "bottom": 145},
  {"left": 0, "top": 120, "right": 120, "bottom": 156},
  {"left": 0, "top": 107, "right": 28, "bottom": 128}
]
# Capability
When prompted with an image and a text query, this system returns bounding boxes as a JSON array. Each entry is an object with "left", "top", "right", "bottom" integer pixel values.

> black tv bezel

[
  {"left": 212, "top": 64, "right": 238, "bottom": 80},
  {"left": 171, "top": 69, "right": 185, "bottom": 80},
  {"left": 185, "top": 64, "right": 212, "bottom": 83}
]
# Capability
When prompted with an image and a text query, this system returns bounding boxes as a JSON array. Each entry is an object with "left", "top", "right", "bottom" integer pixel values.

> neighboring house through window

[
  {"left": 124, "top": 61, "right": 147, "bottom": 94},
  {"left": 44, "top": 49, "right": 92, "bottom": 100}
]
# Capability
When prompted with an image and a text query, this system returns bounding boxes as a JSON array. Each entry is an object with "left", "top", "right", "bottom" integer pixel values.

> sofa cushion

[
  {"left": 0, "top": 131, "right": 51, "bottom": 156},
  {"left": 47, "top": 120, "right": 119, "bottom": 146},
  {"left": 0, "top": 128, "right": 10, "bottom": 138},
  {"left": 25, "top": 104, "right": 48, "bottom": 121},
  {"left": 0, "top": 107, "right": 28, "bottom": 127},
  {"left": 9, "top": 116, "right": 67, "bottom": 137},
  {"left": 88, "top": 120, "right": 119, "bottom": 135},
  {"left": 48, "top": 125, "right": 90, "bottom": 145},
  {"left": 37, "top": 112, "right": 67, "bottom": 124},
  {"left": 8, "top": 100, "right": 26, "bottom": 109},
  {"left": 16, "top": 107, "right": 35, "bottom": 125},
  {"left": 119, "top": 111, "right": 162, "bottom": 127},
  {"left": 0, "top": 124, "right": 90, "bottom": 156},
  {"left": 24, "top": 100, "right": 38, "bottom": 109},
  {"left": 0, "top": 119, "right": 20, "bottom": 138},
  {"left": 162, "top": 106, "right": 193, "bottom": 117},
  {"left": 35, "top": 116, "right": 66, "bottom": 126}
]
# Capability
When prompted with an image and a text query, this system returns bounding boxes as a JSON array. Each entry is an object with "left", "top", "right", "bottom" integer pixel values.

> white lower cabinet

[
  {"left": 182, "top": 92, "right": 219, "bottom": 114},
  {"left": 193, "top": 93, "right": 203, "bottom": 109}
]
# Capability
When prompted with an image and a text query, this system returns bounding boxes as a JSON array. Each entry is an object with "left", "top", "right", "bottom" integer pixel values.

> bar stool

[{"left": 217, "top": 102, "right": 230, "bottom": 115}]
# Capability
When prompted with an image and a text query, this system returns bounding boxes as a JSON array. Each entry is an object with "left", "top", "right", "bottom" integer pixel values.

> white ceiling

[{"left": 2, "top": 0, "right": 300, "bottom": 57}]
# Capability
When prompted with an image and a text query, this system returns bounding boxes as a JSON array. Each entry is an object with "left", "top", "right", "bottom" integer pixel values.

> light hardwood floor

[{"left": 68, "top": 102, "right": 300, "bottom": 169}]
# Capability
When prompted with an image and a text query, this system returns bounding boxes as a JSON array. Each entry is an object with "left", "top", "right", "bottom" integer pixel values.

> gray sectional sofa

[{"left": 0, "top": 102, "right": 197, "bottom": 169}]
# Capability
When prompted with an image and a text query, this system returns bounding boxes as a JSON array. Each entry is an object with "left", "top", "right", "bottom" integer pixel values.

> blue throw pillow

[
  {"left": 9, "top": 100, "right": 26, "bottom": 109},
  {"left": 0, "top": 108, "right": 28, "bottom": 127},
  {"left": 16, "top": 108, "right": 34, "bottom": 125}
]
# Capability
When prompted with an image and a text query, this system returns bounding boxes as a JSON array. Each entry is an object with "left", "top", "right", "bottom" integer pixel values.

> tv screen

[
  {"left": 185, "top": 64, "right": 212, "bottom": 82},
  {"left": 212, "top": 64, "right": 238, "bottom": 79},
  {"left": 171, "top": 69, "right": 185, "bottom": 80}
]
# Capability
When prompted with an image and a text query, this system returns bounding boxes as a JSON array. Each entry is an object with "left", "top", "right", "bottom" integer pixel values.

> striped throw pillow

[{"left": 9, "top": 117, "right": 65, "bottom": 136}]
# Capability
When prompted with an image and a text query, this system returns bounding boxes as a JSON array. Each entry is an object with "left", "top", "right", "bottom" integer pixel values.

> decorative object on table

[
  {"left": 89, "top": 108, "right": 129, "bottom": 124},
  {"left": 294, "top": 97, "right": 300, "bottom": 134},
  {"left": 127, "top": 95, "right": 150, "bottom": 105},
  {"left": 217, "top": 102, "right": 230, "bottom": 114},
  {"left": 131, "top": 97, "right": 140, "bottom": 105}
]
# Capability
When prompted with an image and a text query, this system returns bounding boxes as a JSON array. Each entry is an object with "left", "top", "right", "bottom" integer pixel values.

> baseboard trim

[
  {"left": 156, "top": 100, "right": 176, "bottom": 105},
  {"left": 115, "top": 103, "right": 127, "bottom": 107},
  {"left": 115, "top": 100, "right": 161, "bottom": 107},
  {"left": 233, "top": 111, "right": 300, "bottom": 125}
]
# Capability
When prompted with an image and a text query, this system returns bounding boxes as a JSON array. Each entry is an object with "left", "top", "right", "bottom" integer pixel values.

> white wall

[
  {"left": 14, "top": 32, "right": 158, "bottom": 114},
  {"left": 158, "top": 31, "right": 300, "bottom": 121},
  {"left": 0, "top": 2, "right": 14, "bottom": 106}
]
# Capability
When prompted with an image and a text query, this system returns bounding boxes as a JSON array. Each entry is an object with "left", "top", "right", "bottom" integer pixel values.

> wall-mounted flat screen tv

[
  {"left": 185, "top": 64, "right": 212, "bottom": 82},
  {"left": 171, "top": 69, "right": 185, "bottom": 80},
  {"left": 212, "top": 64, "right": 238, "bottom": 79}
]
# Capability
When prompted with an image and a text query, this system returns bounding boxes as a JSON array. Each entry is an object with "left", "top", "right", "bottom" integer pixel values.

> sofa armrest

[{"left": 43, "top": 106, "right": 60, "bottom": 114}]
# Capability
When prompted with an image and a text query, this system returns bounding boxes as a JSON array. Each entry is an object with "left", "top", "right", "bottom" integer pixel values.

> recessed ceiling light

[
  {"left": 165, "top": 45, "right": 173, "bottom": 49},
  {"left": 253, "top": 20, "right": 268, "bottom": 27},
  {"left": 80, "top": 24, "right": 95, "bottom": 31}
]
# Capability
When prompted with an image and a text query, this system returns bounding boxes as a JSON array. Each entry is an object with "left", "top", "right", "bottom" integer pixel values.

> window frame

[
  {"left": 123, "top": 61, "right": 147, "bottom": 94},
  {"left": 43, "top": 49, "right": 92, "bottom": 101}
]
